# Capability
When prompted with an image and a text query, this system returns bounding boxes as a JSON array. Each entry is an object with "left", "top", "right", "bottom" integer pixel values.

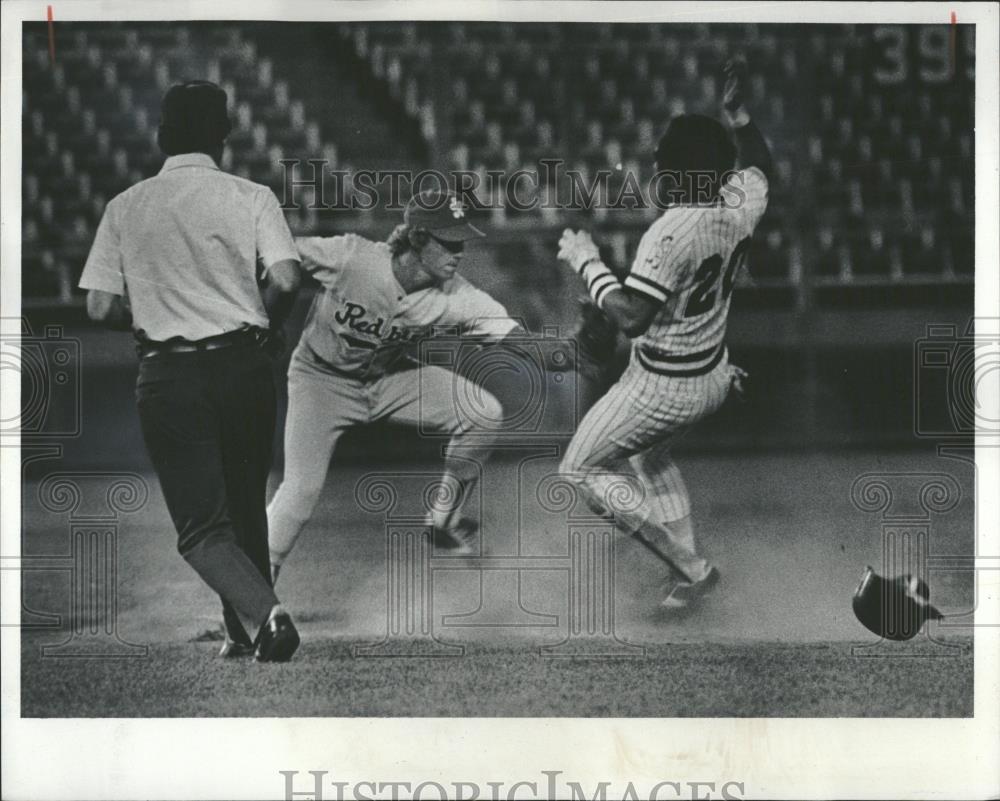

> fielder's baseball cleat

[
  {"left": 660, "top": 565, "right": 721, "bottom": 609},
  {"left": 431, "top": 520, "right": 478, "bottom": 555},
  {"left": 255, "top": 609, "right": 300, "bottom": 663}
]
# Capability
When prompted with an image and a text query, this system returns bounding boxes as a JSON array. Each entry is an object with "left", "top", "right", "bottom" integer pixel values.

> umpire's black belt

[
  {"left": 636, "top": 342, "right": 725, "bottom": 377},
  {"left": 137, "top": 326, "right": 270, "bottom": 359}
]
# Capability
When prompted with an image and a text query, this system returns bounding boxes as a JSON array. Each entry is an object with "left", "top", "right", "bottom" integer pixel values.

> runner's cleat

[{"left": 660, "top": 566, "right": 720, "bottom": 609}]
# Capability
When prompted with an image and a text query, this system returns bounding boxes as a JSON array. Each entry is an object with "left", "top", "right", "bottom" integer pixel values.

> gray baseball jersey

[{"left": 294, "top": 234, "right": 518, "bottom": 377}]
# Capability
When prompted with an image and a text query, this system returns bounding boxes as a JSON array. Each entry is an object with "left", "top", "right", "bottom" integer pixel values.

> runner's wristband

[{"left": 582, "top": 260, "right": 621, "bottom": 310}]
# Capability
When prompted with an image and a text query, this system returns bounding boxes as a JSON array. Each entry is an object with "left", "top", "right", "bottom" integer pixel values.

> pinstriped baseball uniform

[
  {"left": 561, "top": 168, "right": 768, "bottom": 579},
  {"left": 267, "top": 233, "right": 519, "bottom": 566}
]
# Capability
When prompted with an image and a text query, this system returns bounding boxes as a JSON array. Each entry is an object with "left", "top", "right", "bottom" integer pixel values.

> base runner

[
  {"left": 267, "top": 190, "right": 522, "bottom": 577},
  {"left": 557, "top": 58, "right": 772, "bottom": 608}
]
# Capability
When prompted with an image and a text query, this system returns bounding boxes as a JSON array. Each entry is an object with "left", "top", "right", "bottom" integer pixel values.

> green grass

[{"left": 21, "top": 636, "right": 972, "bottom": 717}]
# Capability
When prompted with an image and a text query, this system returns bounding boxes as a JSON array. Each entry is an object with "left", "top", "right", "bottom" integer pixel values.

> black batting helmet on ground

[{"left": 852, "top": 565, "right": 944, "bottom": 642}]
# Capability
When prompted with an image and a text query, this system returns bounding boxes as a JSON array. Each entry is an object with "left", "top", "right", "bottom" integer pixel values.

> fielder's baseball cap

[
  {"left": 404, "top": 189, "right": 484, "bottom": 242},
  {"left": 157, "top": 81, "right": 232, "bottom": 156}
]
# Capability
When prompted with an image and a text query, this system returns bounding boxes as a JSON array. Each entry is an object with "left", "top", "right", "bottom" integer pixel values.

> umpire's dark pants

[{"left": 136, "top": 341, "right": 279, "bottom": 642}]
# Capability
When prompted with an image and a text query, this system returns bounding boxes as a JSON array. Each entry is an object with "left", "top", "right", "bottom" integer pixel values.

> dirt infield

[{"left": 19, "top": 449, "right": 977, "bottom": 717}]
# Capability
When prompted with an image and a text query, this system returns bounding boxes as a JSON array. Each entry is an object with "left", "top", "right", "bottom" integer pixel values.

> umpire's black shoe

[{"left": 255, "top": 610, "right": 300, "bottom": 663}]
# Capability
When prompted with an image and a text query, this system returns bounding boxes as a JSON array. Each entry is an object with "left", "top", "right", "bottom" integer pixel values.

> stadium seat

[{"left": 20, "top": 21, "right": 975, "bottom": 300}]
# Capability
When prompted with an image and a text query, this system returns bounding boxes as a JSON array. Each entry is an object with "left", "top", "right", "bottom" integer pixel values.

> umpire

[{"left": 80, "top": 81, "right": 302, "bottom": 662}]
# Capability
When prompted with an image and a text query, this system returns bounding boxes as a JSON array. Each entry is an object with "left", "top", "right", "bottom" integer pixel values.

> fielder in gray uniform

[
  {"left": 267, "top": 190, "right": 521, "bottom": 577},
  {"left": 557, "top": 58, "right": 772, "bottom": 609}
]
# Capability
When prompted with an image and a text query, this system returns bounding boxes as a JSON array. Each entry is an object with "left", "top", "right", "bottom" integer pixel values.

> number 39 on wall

[{"left": 872, "top": 24, "right": 975, "bottom": 85}]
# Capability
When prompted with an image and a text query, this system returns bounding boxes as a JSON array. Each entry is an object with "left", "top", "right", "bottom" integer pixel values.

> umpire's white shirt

[{"left": 79, "top": 153, "right": 298, "bottom": 342}]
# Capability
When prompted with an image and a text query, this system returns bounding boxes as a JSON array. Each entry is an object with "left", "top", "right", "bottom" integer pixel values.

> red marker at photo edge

[
  {"left": 47, "top": 5, "right": 55, "bottom": 65},
  {"left": 950, "top": 10, "right": 957, "bottom": 79}
]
